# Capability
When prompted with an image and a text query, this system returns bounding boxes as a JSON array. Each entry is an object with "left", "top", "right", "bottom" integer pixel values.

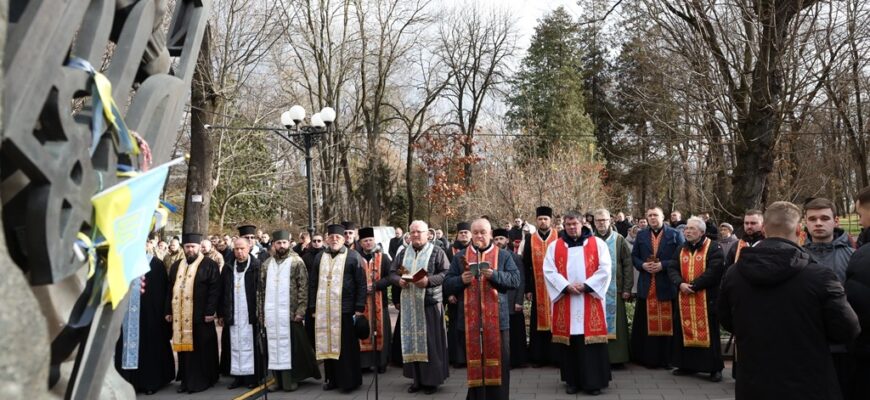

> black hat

[
  {"left": 536, "top": 206, "right": 553, "bottom": 218},
  {"left": 456, "top": 222, "right": 471, "bottom": 232},
  {"left": 341, "top": 221, "right": 357, "bottom": 231},
  {"left": 238, "top": 224, "right": 257, "bottom": 236},
  {"left": 354, "top": 315, "right": 371, "bottom": 340},
  {"left": 359, "top": 227, "right": 375, "bottom": 239},
  {"left": 327, "top": 224, "right": 345, "bottom": 235},
  {"left": 272, "top": 230, "right": 290, "bottom": 241},
  {"left": 181, "top": 233, "right": 203, "bottom": 245},
  {"left": 493, "top": 228, "right": 510, "bottom": 239}
]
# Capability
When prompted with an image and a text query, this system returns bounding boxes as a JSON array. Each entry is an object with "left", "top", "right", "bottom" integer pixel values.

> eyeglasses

[
  {"left": 243, "top": 235, "right": 256, "bottom": 239},
  {"left": 313, "top": 239, "right": 323, "bottom": 243}
]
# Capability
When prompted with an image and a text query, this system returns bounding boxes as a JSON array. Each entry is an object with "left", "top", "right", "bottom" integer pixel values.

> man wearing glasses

[{"left": 239, "top": 224, "right": 269, "bottom": 263}]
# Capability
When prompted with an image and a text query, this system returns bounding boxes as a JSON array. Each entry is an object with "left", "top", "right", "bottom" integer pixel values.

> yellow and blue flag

[{"left": 91, "top": 158, "right": 180, "bottom": 308}]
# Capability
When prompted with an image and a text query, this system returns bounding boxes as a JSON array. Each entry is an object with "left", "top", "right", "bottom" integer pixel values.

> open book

[{"left": 397, "top": 266, "right": 428, "bottom": 282}]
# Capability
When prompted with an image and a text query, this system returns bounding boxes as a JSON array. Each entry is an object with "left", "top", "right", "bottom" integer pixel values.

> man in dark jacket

[
  {"left": 720, "top": 201, "right": 860, "bottom": 400},
  {"left": 630, "top": 207, "right": 685, "bottom": 368},
  {"left": 846, "top": 187, "right": 870, "bottom": 400},
  {"left": 494, "top": 228, "right": 527, "bottom": 368}
]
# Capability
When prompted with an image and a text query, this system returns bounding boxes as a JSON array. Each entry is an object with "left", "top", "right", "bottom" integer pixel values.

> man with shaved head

[
  {"left": 445, "top": 218, "right": 520, "bottom": 399},
  {"left": 219, "top": 237, "right": 263, "bottom": 389},
  {"left": 389, "top": 220, "right": 450, "bottom": 394}
]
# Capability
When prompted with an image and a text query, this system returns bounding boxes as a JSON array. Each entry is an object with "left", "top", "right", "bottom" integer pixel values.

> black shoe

[
  {"left": 144, "top": 390, "right": 156, "bottom": 395},
  {"left": 227, "top": 379, "right": 243, "bottom": 389},
  {"left": 377, "top": 366, "right": 387, "bottom": 373},
  {"left": 323, "top": 382, "right": 337, "bottom": 391},
  {"left": 176, "top": 386, "right": 187, "bottom": 393},
  {"left": 408, "top": 384, "right": 421, "bottom": 393},
  {"left": 672, "top": 368, "right": 693, "bottom": 376},
  {"left": 246, "top": 383, "right": 257, "bottom": 389},
  {"left": 566, "top": 386, "right": 580, "bottom": 394},
  {"left": 423, "top": 386, "right": 437, "bottom": 395},
  {"left": 585, "top": 389, "right": 602, "bottom": 396},
  {"left": 610, "top": 363, "right": 626, "bottom": 370},
  {"left": 710, "top": 371, "right": 723, "bottom": 382}
]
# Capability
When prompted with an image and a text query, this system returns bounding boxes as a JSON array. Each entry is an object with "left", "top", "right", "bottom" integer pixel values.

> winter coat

[
  {"left": 719, "top": 238, "right": 860, "bottom": 400},
  {"left": 631, "top": 226, "right": 685, "bottom": 300},
  {"left": 718, "top": 235, "right": 738, "bottom": 258},
  {"left": 804, "top": 228, "right": 855, "bottom": 283},
  {"left": 845, "top": 240, "right": 870, "bottom": 357}
]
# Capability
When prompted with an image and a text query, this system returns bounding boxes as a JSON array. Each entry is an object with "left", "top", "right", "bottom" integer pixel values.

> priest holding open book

[{"left": 388, "top": 220, "right": 451, "bottom": 394}]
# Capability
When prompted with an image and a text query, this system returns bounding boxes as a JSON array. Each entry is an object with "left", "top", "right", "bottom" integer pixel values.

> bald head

[{"left": 471, "top": 218, "right": 493, "bottom": 248}]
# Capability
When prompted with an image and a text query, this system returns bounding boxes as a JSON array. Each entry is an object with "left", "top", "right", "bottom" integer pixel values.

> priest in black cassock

[
  {"left": 543, "top": 212, "right": 613, "bottom": 395},
  {"left": 667, "top": 217, "right": 725, "bottom": 382},
  {"left": 357, "top": 227, "right": 393, "bottom": 372},
  {"left": 522, "top": 206, "right": 559, "bottom": 367},
  {"left": 444, "top": 218, "right": 521, "bottom": 399},
  {"left": 115, "top": 252, "right": 174, "bottom": 395},
  {"left": 494, "top": 228, "right": 527, "bottom": 368},
  {"left": 389, "top": 220, "right": 451, "bottom": 394},
  {"left": 165, "top": 233, "right": 221, "bottom": 394},
  {"left": 446, "top": 221, "right": 472, "bottom": 368},
  {"left": 219, "top": 237, "right": 264, "bottom": 389},
  {"left": 308, "top": 224, "right": 367, "bottom": 392}
]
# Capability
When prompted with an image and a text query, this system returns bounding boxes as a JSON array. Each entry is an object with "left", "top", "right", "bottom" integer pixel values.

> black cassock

[
  {"left": 114, "top": 256, "right": 175, "bottom": 393},
  {"left": 667, "top": 239, "right": 726, "bottom": 374},
  {"left": 390, "top": 284, "right": 404, "bottom": 367},
  {"left": 165, "top": 256, "right": 221, "bottom": 393},
  {"left": 522, "top": 231, "right": 559, "bottom": 366},
  {"left": 308, "top": 248, "right": 367, "bottom": 391},
  {"left": 507, "top": 250, "right": 527, "bottom": 368},
  {"left": 219, "top": 257, "right": 264, "bottom": 386},
  {"left": 446, "top": 243, "right": 469, "bottom": 367},
  {"left": 360, "top": 251, "right": 393, "bottom": 370}
]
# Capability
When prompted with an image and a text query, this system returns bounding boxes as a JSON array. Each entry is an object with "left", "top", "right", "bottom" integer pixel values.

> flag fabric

[{"left": 92, "top": 162, "right": 172, "bottom": 308}]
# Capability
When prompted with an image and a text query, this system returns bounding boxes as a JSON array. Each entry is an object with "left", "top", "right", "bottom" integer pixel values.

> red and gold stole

[
  {"left": 463, "top": 246, "right": 502, "bottom": 387},
  {"left": 678, "top": 238, "right": 712, "bottom": 347},
  {"left": 552, "top": 238, "right": 607, "bottom": 345},
  {"left": 734, "top": 240, "right": 748, "bottom": 262},
  {"left": 361, "top": 252, "right": 384, "bottom": 352},
  {"left": 646, "top": 230, "right": 673, "bottom": 336},
  {"left": 531, "top": 230, "right": 557, "bottom": 330}
]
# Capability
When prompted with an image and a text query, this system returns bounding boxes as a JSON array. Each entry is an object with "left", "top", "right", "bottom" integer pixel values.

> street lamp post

[{"left": 278, "top": 105, "right": 336, "bottom": 236}]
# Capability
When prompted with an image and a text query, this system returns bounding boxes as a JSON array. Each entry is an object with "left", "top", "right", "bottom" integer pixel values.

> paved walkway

[{"left": 145, "top": 362, "right": 735, "bottom": 400}]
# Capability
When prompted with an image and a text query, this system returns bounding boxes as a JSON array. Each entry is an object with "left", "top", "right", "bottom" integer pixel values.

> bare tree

[{"left": 438, "top": 6, "right": 518, "bottom": 188}]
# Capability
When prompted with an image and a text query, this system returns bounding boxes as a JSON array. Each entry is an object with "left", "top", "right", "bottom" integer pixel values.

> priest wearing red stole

[
  {"left": 666, "top": 217, "right": 726, "bottom": 382},
  {"left": 444, "top": 218, "right": 521, "bottom": 399},
  {"left": 357, "top": 227, "right": 393, "bottom": 372},
  {"left": 543, "top": 211, "right": 612, "bottom": 396}
]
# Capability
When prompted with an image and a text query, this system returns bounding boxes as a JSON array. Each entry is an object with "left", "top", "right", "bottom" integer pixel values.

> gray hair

[
  {"left": 409, "top": 220, "right": 428, "bottom": 232},
  {"left": 562, "top": 210, "right": 583, "bottom": 221},
  {"left": 593, "top": 208, "right": 611, "bottom": 219},
  {"left": 686, "top": 216, "right": 706, "bottom": 233}
]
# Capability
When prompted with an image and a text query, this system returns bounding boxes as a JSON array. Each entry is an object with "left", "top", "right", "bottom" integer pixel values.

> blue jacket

[
  {"left": 444, "top": 245, "right": 520, "bottom": 331},
  {"left": 631, "top": 226, "right": 685, "bottom": 300}
]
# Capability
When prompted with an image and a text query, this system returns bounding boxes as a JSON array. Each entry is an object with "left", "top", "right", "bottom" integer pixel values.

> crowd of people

[{"left": 114, "top": 188, "right": 870, "bottom": 399}]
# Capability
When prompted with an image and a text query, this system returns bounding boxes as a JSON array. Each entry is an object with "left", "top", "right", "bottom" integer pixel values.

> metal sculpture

[{"left": 2, "top": 0, "right": 211, "bottom": 397}]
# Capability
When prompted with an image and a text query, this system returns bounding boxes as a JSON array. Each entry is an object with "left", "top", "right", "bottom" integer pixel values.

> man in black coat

[
  {"left": 667, "top": 217, "right": 725, "bottom": 382},
  {"left": 218, "top": 237, "right": 263, "bottom": 389},
  {"left": 719, "top": 201, "right": 860, "bottom": 400},
  {"left": 389, "top": 227, "right": 404, "bottom": 259},
  {"left": 165, "top": 233, "right": 221, "bottom": 394},
  {"left": 308, "top": 224, "right": 367, "bottom": 393},
  {"left": 845, "top": 186, "right": 870, "bottom": 399},
  {"left": 494, "top": 228, "right": 527, "bottom": 369}
]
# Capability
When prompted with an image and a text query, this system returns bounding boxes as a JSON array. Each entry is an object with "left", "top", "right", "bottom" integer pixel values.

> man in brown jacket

[{"left": 257, "top": 230, "right": 321, "bottom": 392}]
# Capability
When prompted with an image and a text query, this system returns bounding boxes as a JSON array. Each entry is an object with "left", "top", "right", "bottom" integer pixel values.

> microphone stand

[
  {"left": 369, "top": 261, "right": 380, "bottom": 400},
  {"left": 472, "top": 245, "right": 486, "bottom": 390}
]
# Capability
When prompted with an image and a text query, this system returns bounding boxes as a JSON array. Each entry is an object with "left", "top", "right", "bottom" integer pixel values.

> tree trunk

[
  {"left": 183, "top": 25, "right": 215, "bottom": 236},
  {"left": 406, "top": 142, "right": 415, "bottom": 226}
]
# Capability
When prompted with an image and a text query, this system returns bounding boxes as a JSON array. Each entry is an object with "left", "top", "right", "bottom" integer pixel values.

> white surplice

[
  {"left": 230, "top": 258, "right": 255, "bottom": 375},
  {"left": 542, "top": 236, "right": 612, "bottom": 335},
  {"left": 264, "top": 257, "right": 293, "bottom": 370}
]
